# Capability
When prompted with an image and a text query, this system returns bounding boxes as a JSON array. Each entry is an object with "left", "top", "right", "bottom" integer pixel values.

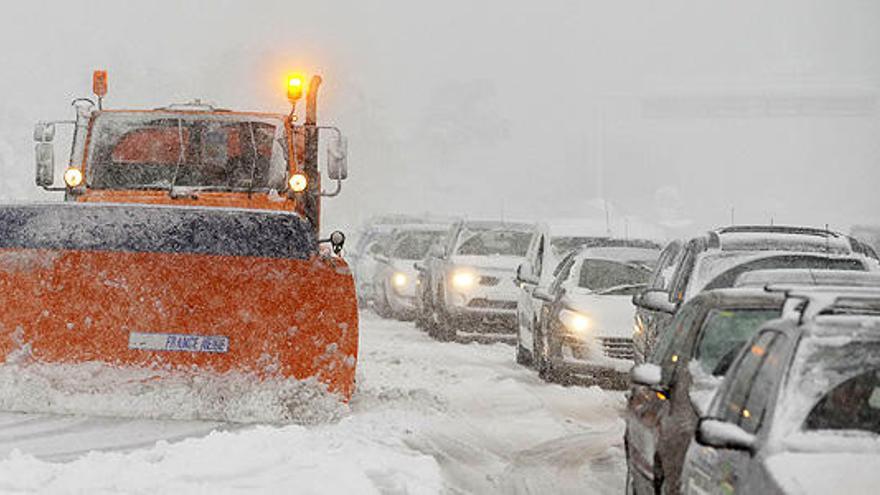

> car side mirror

[
  {"left": 633, "top": 289, "right": 677, "bottom": 314},
  {"left": 533, "top": 287, "right": 554, "bottom": 302},
  {"left": 516, "top": 261, "right": 539, "bottom": 286},
  {"left": 35, "top": 142, "right": 55, "bottom": 187},
  {"left": 630, "top": 363, "right": 662, "bottom": 387},
  {"left": 696, "top": 418, "right": 756, "bottom": 453},
  {"left": 414, "top": 261, "right": 426, "bottom": 272},
  {"left": 327, "top": 135, "right": 348, "bottom": 180}
]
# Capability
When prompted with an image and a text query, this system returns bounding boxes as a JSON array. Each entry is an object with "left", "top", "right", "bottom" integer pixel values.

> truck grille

[
  {"left": 600, "top": 337, "right": 634, "bottom": 360},
  {"left": 467, "top": 299, "right": 517, "bottom": 310},
  {"left": 478, "top": 276, "right": 500, "bottom": 286}
]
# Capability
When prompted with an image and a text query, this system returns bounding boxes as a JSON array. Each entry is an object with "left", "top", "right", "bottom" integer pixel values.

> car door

[
  {"left": 522, "top": 233, "right": 547, "bottom": 347},
  {"left": 684, "top": 332, "right": 783, "bottom": 494},
  {"left": 627, "top": 299, "right": 704, "bottom": 484}
]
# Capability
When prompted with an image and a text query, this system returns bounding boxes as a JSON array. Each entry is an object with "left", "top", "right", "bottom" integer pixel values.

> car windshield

[
  {"left": 455, "top": 229, "right": 531, "bottom": 256},
  {"left": 577, "top": 259, "right": 652, "bottom": 292},
  {"left": 86, "top": 113, "right": 288, "bottom": 191},
  {"left": 696, "top": 308, "right": 781, "bottom": 375},
  {"left": 390, "top": 231, "right": 444, "bottom": 260}
]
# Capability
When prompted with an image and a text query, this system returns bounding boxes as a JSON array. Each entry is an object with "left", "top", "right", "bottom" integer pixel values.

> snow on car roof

[
  {"left": 735, "top": 269, "right": 880, "bottom": 288},
  {"left": 717, "top": 231, "right": 852, "bottom": 254}
]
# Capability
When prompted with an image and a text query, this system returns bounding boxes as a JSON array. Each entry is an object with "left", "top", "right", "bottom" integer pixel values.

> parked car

[
  {"left": 371, "top": 224, "right": 449, "bottom": 320},
  {"left": 416, "top": 220, "right": 537, "bottom": 340},
  {"left": 632, "top": 225, "right": 879, "bottom": 362},
  {"left": 680, "top": 288, "right": 880, "bottom": 494},
  {"left": 625, "top": 287, "right": 791, "bottom": 495},
  {"left": 521, "top": 243, "right": 661, "bottom": 386},
  {"left": 515, "top": 220, "right": 658, "bottom": 367}
]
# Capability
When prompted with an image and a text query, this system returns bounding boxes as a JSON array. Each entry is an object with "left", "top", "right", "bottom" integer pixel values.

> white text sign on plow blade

[{"left": 128, "top": 332, "right": 229, "bottom": 353}]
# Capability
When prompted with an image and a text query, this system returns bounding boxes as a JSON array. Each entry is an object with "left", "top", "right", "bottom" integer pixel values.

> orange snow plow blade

[{"left": 0, "top": 203, "right": 358, "bottom": 423}]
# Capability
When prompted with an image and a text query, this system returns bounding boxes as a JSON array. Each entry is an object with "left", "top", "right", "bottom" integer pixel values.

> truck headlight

[
  {"left": 559, "top": 308, "right": 591, "bottom": 334},
  {"left": 450, "top": 269, "right": 477, "bottom": 291}
]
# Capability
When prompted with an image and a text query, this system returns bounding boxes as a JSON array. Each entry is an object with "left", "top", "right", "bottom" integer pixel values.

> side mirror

[
  {"left": 327, "top": 135, "right": 348, "bottom": 180},
  {"left": 414, "top": 261, "right": 426, "bottom": 272},
  {"left": 696, "top": 418, "right": 756, "bottom": 452},
  {"left": 516, "top": 261, "right": 539, "bottom": 286},
  {"left": 533, "top": 287, "right": 555, "bottom": 302},
  {"left": 33, "top": 122, "right": 55, "bottom": 143},
  {"left": 630, "top": 363, "right": 662, "bottom": 387},
  {"left": 318, "top": 230, "right": 346, "bottom": 255},
  {"left": 634, "top": 289, "right": 677, "bottom": 314},
  {"left": 35, "top": 142, "right": 55, "bottom": 187},
  {"left": 429, "top": 244, "right": 445, "bottom": 259}
]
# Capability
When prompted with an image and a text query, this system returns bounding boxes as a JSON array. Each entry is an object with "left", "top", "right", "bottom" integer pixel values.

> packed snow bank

[
  {"left": 0, "top": 421, "right": 444, "bottom": 494},
  {"left": 0, "top": 361, "right": 347, "bottom": 424}
]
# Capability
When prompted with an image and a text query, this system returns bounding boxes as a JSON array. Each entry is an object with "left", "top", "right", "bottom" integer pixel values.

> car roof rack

[{"left": 716, "top": 225, "right": 840, "bottom": 238}]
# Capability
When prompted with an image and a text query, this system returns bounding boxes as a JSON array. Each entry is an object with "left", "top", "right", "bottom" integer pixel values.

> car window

[
  {"left": 717, "top": 333, "right": 780, "bottom": 433},
  {"left": 549, "top": 253, "right": 578, "bottom": 293},
  {"left": 650, "top": 299, "right": 703, "bottom": 367},
  {"left": 650, "top": 242, "right": 682, "bottom": 290},
  {"left": 804, "top": 369, "right": 880, "bottom": 435},
  {"left": 695, "top": 308, "right": 781, "bottom": 376},
  {"left": 669, "top": 240, "right": 699, "bottom": 303},
  {"left": 535, "top": 235, "right": 545, "bottom": 277},
  {"left": 578, "top": 259, "right": 652, "bottom": 292},
  {"left": 455, "top": 230, "right": 532, "bottom": 256}
]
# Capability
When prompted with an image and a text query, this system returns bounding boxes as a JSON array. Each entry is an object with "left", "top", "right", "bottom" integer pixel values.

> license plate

[{"left": 128, "top": 332, "right": 229, "bottom": 353}]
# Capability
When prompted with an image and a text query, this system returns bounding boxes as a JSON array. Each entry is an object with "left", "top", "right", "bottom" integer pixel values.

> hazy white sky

[{"left": 0, "top": 0, "right": 877, "bottom": 236}]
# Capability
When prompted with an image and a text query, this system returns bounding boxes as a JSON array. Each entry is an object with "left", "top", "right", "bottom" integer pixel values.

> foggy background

[{"left": 0, "top": 0, "right": 877, "bottom": 238}]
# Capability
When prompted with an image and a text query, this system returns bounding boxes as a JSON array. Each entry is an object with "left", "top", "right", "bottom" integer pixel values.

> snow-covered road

[{"left": 0, "top": 313, "right": 626, "bottom": 494}]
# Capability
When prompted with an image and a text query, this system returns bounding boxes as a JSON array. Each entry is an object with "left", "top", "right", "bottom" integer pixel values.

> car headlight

[
  {"left": 391, "top": 272, "right": 408, "bottom": 289},
  {"left": 450, "top": 269, "right": 477, "bottom": 291},
  {"left": 559, "top": 308, "right": 591, "bottom": 334}
]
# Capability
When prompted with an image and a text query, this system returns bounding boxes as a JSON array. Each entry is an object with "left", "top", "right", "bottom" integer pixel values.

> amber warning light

[
  {"left": 93, "top": 70, "right": 108, "bottom": 97},
  {"left": 287, "top": 75, "right": 304, "bottom": 103}
]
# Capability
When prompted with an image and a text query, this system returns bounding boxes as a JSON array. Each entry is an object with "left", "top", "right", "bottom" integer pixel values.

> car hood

[
  {"left": 766, "top": 452, "right": 880, "bottom": 495},
  {"left": 450, "top": 255, "right": 522, "bottom": 272},
  {"left": 562, "top": 288, "right": 635, "bottom": 339}
]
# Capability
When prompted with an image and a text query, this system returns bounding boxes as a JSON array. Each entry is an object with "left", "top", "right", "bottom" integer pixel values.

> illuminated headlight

[
  {"left": 288, "top": 173, "right": 308, "bottom": 192},
  {"left": 391, "top": 272, "right": 408, "bottom": 288},
  {"left": 64, "top": 167, "right": 83, "bottom": 188},
  {"left": 559, "top": 308, "right": 591, "bottom": 334},
  {"left": 450, "top": 269, "right": 477, "bottom": 291}
]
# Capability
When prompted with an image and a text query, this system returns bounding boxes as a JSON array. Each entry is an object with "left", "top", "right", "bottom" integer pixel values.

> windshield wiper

[{"left": 168, "top": 118, "right": 185, "bottom": 197}]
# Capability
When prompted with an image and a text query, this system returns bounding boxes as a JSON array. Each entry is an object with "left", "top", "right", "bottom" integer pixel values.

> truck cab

[{"left": 33, "top": 72, "right": 348, "bottom": 238}]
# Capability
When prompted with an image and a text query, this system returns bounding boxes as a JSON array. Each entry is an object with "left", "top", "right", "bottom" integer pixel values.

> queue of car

[{"left": 352, "top": 218, "right": 880, "bottom": 494}]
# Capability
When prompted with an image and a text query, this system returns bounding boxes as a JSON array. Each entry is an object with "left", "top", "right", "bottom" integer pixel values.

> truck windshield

[{"left": 86, "top": 113, "right": 288, "bottom": 191}]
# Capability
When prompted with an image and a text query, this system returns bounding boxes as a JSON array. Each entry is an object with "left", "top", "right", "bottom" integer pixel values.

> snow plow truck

[{"left": 0, "top": 71, "right": 356, "bottom": 423}]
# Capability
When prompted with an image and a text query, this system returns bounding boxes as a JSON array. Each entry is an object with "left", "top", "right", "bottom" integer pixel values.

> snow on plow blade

[{"left": 0, "top": 203, "right": 358, "bottom": 423}]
